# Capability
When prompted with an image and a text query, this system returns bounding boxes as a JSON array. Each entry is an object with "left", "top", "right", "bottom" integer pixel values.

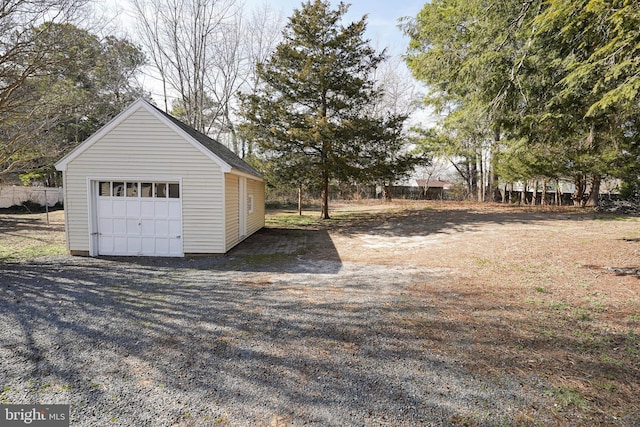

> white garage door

[{"left": 96, "top": 181, "right": 182, "bottom": 256}]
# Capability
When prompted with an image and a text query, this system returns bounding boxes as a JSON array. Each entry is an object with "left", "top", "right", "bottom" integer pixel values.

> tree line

[
  {"left": 4, "top": 0, "right": 636, "bottom": 215},
  {"left": 403, "top": 0, "right": 640, "bottom": 207},
  {"left": 0, "top": 0, "right": 147, "bottom": 185},
  {"left": 1, "top": 0, "right": 425, "bottom": 218}
]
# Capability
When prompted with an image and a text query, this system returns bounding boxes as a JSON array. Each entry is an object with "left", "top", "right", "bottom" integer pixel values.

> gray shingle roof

[{"left": 147, "top": 101, "right": 262, "bottom": 178}]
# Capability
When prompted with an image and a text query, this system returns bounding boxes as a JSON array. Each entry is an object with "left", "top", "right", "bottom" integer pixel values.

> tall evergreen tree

[
  {"left": 402, "top": 0, "right": 539, "bottom": 201},
  {"left": 239, "top": 0, "right": 410, "bottom": 218},
  {"left": 404, "top": 0, "right": 638, "bottom": 207}
]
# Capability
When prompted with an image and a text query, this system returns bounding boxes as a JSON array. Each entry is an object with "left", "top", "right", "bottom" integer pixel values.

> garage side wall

[
  {"left": 224, "top": 175, "right": 265, "bottom": 252},
  {"left": 247, "top": 178, "right": 265, "bottom": 236},
  {"left": 64, "top": 107, "right": 226, "bottom": 254},
  {"left": 224, "top": 174, "right": 240, "bottom": 251}
]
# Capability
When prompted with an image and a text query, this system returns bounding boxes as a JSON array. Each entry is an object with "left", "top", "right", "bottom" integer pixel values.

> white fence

[{"left": 0, "top": 185, "right": 64, "bottom": 208}]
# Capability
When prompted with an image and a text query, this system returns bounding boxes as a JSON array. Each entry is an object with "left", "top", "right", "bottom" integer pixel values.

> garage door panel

[
  {"left": 113, "top": 218, "right": 127, "bottom": 234},
  {"left": 155, "top": 220, "right": 169, "bottom": 236},
  {"left": 127, "top": 237, "right": 142, "bottom": 253},
  {"left": 155, "top": 202, "right": 168, "bottom": 217},
  {"left": 170, "top": 238, "right": 182, "bottom": 253},
  {"left": 114, "top": 236, "right": 128, "bottom": 253},
  {"left": 141, "top": 220, "right": 154, "bottom": 235},
  {"left": 168, "top": 202, "right": 181, "bottom": 218},
  {"left": 99, "top": 218, "right": 113, "bottom": 234},
  {"left": 155, "top": 238, "right": 169, "bottom": 254},
  {"left": 142, "top": 237, "right": 155, "bottom": 253},
  {"left": 169, "top": 220, "right": 181, "bottom": 235},
  {"left": 113, "top": 200, "right": 126, "bottom": 213},
  {"left": 96, "top": 181, "right": 182, "bottom": 256},
  {"left": 127, "top": 219, "right": 141, "bottom": 234},
  {"left": 99, "top": 236, "right": 114, "bottom": 253},
  {"left": 141, "top": 200, "right": 155, "bottom": 217},
  {"left": 98, "top": 199, "right": 113, "bottom": 215},
  {"left": 126, "top": 200, "right": 141, "bottom": 217}
]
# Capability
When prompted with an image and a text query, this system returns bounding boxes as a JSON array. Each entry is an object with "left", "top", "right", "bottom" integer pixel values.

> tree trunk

[
  {"left": 520, "top": 182, "right": 527, "bottom": 205},
  {"left": 585, "top": 174, "right": 601, "bottom": 207},
  {"left": 477, "top": 151, "right": 484, "bottom": 202},
  {"left": 532, "top": 180, "right": 538, "bottom": 206},
  {"left": 469, "top": 159, "right": 478, "bottom": 201},
  {"left": 541, "top": 179, "right": 547, "bottom": 206},
  {"left": 572, "top": 174, "right": 586, "bottom": 207},
  {"left": 385, "top": 181, "right": 394, "bottom": 201},
  {"left": 490, "top": 127, "right": 500, "bottom": 202},
  {"left": 298, "top": 183, "right": 303, "bottom": 216},
  {"left": 320, "top": 171, "right": 330, "bottom": 219}
]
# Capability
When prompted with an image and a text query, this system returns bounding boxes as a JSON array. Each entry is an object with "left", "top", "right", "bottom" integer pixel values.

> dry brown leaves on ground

[{"left": 269, "top": 200, "right": 640, "bottom": 425}]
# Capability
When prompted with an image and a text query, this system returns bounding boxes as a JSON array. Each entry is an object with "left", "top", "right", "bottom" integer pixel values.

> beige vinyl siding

[
  {"left": 64, "top": 106, "right": 226, "bottom": 254},
  {"left": 247, "top": 178, "right": 265, "bottom": 236},
  {"left": 224, "top": 174, "right": 239, "bottom": 251}
]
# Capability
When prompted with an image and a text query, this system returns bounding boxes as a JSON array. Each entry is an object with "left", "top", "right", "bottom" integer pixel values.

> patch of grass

[
  {"left": 626, "top": 330, "right": 638, "bottom": 344},
  {"left": 548, "top": 301, "right": 570, "bottom": 311},
  {"left": 213, "top": 414, "right": 229, "bottom": 424},
  {"left": 0, "top": 241, "right": 65, "bottom": 261},
  {"left": 0, "top": 386, "right": 11, "bottom": 403},
  {"left": 593, "top": 380, "right": 617, "bottom": 393},
  {"left": 587, "top": 299, "right": 606, "bottom": 313},
  {"left": 544, "top": 386, "right": 589, "bottom": 410},
  {"left": 266, "top": 213, "right": 320, "bottom": 228},
  {"left": 594, "top": 216, "right": 629, "bottom": 221},
  {"left": 599, "top": 352, "right": 623, "bottom": 367},
  {"left": 330, "top": 210, "right": 378, "bottom": 222},
  {"left": 572, "top": 307, "right": 593, "bottom": 322},
  {"left": 574, "top": 330, "right": 597, "bottom": 346},
  {"left": 575, "top": 281, "right": 593, "bottom": 290},
  {"left": 534, "top": 286, "right": 548, "bottom": 293},
  {"left": 473, "top": 257, "right": 493, "bottom": 267}
]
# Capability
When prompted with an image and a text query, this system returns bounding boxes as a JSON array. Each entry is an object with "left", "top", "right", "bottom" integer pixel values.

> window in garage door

[{"left": 96, "top": 181, "right": 182, "bottom": 256}]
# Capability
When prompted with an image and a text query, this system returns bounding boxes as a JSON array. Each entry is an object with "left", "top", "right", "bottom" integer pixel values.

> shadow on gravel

[
  {"left": 0, "top": 216, "right": 64, "bottom": 234},
  {"left": 0, "top": 258, "right": 553, "bottom": 426},
  {"left": 2, "top": 206, "right": 636, "bottom": 425},
  {"left": 328, "top": 206, "right": 594, "bottom": 239},
  {"left": 87, "top": 227, "right": 343, "bottom": 275}
]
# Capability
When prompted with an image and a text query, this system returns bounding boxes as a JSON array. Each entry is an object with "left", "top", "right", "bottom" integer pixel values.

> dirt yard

[
  {"left": 265, "top": 200, "right": 640, "bottom": 424},
  {"left": 1, "top": 201, "right": 639, "bottom": 425}
]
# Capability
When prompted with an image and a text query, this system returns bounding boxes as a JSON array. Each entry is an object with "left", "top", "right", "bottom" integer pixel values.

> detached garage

[{"left": 55, "top": 98, "right": 264, "bottom": 257}]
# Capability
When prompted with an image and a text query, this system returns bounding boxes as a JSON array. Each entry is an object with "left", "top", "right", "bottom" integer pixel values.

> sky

[
  {"left": 103, "top": 0, "right": 431, "bottom": 122},
  {"left": 245, "top": 0, "right": 425, "bottom": 55}
]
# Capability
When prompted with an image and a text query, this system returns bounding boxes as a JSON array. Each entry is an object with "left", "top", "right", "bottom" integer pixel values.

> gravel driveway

[{"left": 0, "top": 251, "right": 556, "bottom": 426}]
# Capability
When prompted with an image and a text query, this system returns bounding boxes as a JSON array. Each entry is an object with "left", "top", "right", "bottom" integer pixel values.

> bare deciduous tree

[
  {"left": 131, "top": 0, "right": 284, "bottom": 157},
  {"left": 130, "top": 0, "right": 239, "bottom": 132},
  {"left": 0, "top": 0, "right": 89, "bottom": 177},
  {"left": 369, "top": 54, "right": 423, "bottom": 118}
]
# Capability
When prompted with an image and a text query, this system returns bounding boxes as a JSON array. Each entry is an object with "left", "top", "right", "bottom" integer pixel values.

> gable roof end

[
  {"left": 55, "top": 98, "right": 262, "bottom": 180},
  {"left": 145, "top": 102, "right": 262, "bottom": 178}
]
